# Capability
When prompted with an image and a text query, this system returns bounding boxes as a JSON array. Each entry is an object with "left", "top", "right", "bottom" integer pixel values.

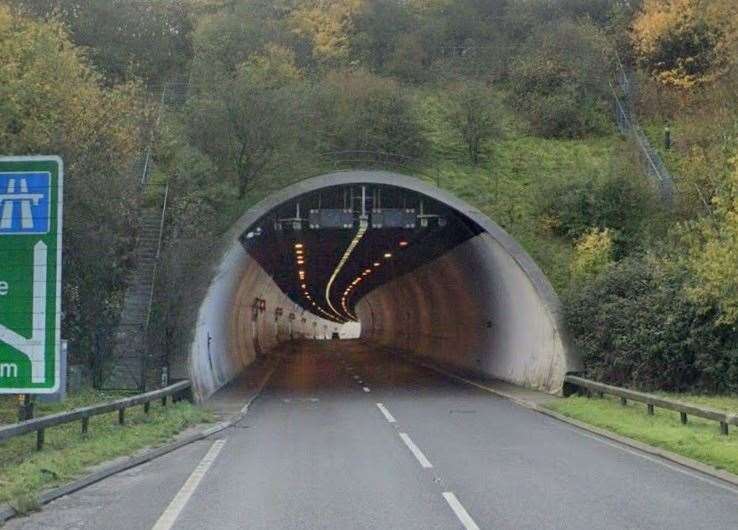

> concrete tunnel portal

[{"left": 187, "top": 171, "right": 580, "bottom": 400}]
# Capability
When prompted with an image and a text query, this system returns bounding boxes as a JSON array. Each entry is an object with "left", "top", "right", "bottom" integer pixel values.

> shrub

[
  {"left": 537, "top": 169, "right": 657, "bottom": 255},
  {"left": 509, "top": 18, "right": 611, "bottom": 138},
  {"left": 564, "top": 256, "right": 738, "bottom": 393},
  {"left": 570, "top": 228, "right": 614, "bottom": 283}
]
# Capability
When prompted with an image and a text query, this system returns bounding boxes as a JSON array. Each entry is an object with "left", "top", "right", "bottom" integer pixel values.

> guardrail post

[
  {"left": 647, "top": 404, "right": 654, "bottom": 415},
  {"left": 620, "top": 397, "right": 627, "bottom": 406},
  {"left": 144, "top": 401, "right": 150, "bottom": 414},
  {"left": 82, "top": 417, "right": 89, "bottom": 434},
  {"left": 680, "top": 412, "right": 688, "bottom": 424},
  {"left": 37, "top": 429, "right": 44, "bottom": 451},
  {"left": 162, "top": 396, "right": 167, "bottom": 407},
  {"left": 720, "top": 422, "right": 729, "bottom": 435},
  {"left": 118, "top": 408, "right": 125, "bottom": 425}
]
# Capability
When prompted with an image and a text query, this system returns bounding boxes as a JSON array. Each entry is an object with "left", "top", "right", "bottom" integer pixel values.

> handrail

[
  {"left": 0, "top": 381, "right": 191, "bottom": 450},
  {"left": 565, "top": 375, "right": 737, "bottom": 435}
]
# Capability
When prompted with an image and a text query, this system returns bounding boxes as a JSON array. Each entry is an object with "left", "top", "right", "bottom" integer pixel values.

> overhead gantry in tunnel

[{"left": 184, "top": 171, "right": 579, "bottom": 400}]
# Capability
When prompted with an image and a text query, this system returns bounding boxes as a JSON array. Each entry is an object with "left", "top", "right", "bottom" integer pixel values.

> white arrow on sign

[{"left": 0, "top": 241, "right": 47, "bottom": 383}]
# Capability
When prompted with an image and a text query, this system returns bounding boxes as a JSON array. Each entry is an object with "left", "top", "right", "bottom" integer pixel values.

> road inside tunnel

[
  {"left": 187, "top": 171, "right": 577, "bottom": 400},
  {"left": 10, "top": 340, "right": 738, "bottom": 530}
]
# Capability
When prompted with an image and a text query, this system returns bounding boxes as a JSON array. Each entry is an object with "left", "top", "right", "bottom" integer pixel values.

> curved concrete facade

[{"left": 189, "top": 171, "right": 579, "bottom": 399}]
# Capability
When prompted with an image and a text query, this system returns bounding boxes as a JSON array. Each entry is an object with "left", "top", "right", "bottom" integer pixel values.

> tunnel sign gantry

[{"left": 0, "top": 156, "right": 63, "bottom": 394}]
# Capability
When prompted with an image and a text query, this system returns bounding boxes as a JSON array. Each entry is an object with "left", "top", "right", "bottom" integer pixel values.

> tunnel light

[
  {"left": 295, "top": 243, "right": 304, "bottom": 249},
  {"left": 373, "top": 262, "right": 380, "bottom": 267},
  {"left": 384, "top": 253, "right": 392, "bottom": 258},
  {"left": 325, "top": 220, "right": 369, "bottom": 320},
  {"left": 297, "top": 259, "right": 305, "bottom": 265},
  {"left": 301, "top": 283, "right": 306, "bottom": 289},
  {"left": 399, "top": 241, "right": 408, "bottom": 247}
]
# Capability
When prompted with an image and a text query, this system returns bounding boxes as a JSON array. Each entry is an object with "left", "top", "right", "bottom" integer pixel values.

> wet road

[{"left": 7, "top": 341, "right": 738, "bottom": 529}]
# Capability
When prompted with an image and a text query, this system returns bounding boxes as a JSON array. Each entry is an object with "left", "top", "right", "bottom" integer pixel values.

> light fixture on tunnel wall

[
  {"left": 373, "top": 262, "right": 380, "bottom": 267},
  {"left": 384, "top": 252, "right": 392, "bottom": 259},
  {"left": 399, "top": 240, "right": 408, "bottom": 247},
  {"left": 295, "top": 243, "right": 303, "bottom": 249}
]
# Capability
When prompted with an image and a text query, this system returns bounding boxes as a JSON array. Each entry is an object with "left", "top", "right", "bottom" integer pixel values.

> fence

[
  {"left": 565, "top": 375, "right": 737, "bottom": 435},
  {"left": 610, "top": 64, "right": 675, "bottom": 205},
  {"left": 0, "top": 381, "right": 191, "bottom": 451}
]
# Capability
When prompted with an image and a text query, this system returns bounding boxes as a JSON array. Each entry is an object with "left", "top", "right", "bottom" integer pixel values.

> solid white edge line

[
  {"left": 151, "top": 439, "right": 227, "bottom": 530},
  {"left": 443, "top": 492, "right": 480, "bottom": 530},
  {"left": 399, "top": 433, "right": 433, "bottom": 468},
  {"left": 376, "top": 403, "right": 396, "bottom": 423},
  {"left": 418, "top": 359, "right": 738, "bottom": 496}
]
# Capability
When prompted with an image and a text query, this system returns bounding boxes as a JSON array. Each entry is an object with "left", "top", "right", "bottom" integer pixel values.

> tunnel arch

[{"left": 186, "top": 170, "right": 579, "bottom": 400}]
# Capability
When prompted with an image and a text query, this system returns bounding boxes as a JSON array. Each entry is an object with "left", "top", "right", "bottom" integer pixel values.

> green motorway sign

[{"left": 0, "top": 156, "right": 63, "bottom": 394}]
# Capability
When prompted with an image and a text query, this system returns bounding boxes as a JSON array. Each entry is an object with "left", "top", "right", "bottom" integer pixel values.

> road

[{"left": 7, "top": 340, "right": 738, "bottom": 529}]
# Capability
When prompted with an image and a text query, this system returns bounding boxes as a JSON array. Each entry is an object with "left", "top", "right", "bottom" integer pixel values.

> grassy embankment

[
  {"left": 548, "top": 393, "right": 738, "bottom": 475},
  {"left": 0, "top": 390, "right": 213, "bottom": 511}
]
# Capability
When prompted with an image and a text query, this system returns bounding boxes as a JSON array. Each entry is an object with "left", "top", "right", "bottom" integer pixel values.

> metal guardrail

[
  {"left": 0, "top": 381, "right": 192, "bottom": 450},
  {"left": 565, "top": 375, "right": 738, "bottom": 435}
]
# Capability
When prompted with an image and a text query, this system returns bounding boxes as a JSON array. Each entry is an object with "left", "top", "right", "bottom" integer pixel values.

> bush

[
  {"left": 537, "top": 168, "right": 657, "bottom": 255},
  {"left": 509, "top": 18, "right": 611, "bottom": 138},
  {"left": 564, "top": 256, "right": 738, "bottom": 393},
  {"left": 314, "top": 69, "right": 426, "bottom": 157},
  {"left": 570, "top": 228, "right": 614, "bottom": 283}
]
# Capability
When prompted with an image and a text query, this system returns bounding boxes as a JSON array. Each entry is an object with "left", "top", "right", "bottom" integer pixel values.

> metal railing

[
  {"left": 0, "top": 381, "right": 191, "bottom": 450},
  {"left": 565, "top": 375, "right": 738, "bottom": 435}
]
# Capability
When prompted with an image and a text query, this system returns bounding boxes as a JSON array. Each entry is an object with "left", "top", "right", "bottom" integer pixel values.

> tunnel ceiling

[{"left": 239, "top": 184, "right": 483, "bottom": 323}]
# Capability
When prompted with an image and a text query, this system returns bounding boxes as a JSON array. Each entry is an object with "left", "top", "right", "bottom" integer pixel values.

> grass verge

[
  {"left": 0, "top": 390, "right": 213, "bottom": 511},
  {"left": 546, "top": 394, "right": 738, "bottom": 475}
]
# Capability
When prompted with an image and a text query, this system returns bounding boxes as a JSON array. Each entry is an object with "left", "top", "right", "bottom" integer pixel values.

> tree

[
  {"left": 313, "top": 69, "right": 426, "bottom": 157},
  {"left": 631, "top": 0, "right": 738, "bottom": 88},
  {"left": 7, "top": 0, "right": 197, "bottom": 84},
  {"left": 0, "top": 6, "right": 143, "bottom": 363},
  {"left": 187, "top": 45, "right": 303, "bottom": 197},
  {"left": 446, "top": 83, "right": 502, "bottom": 165},
  {"left": 681, "top": 158, "right": 738, "bottom": 326},
  {"left": 509, "top": 18, "right": 612, "bottom": 138}
]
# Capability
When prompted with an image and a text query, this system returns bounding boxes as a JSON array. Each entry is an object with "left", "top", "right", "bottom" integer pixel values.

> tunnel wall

[
  {"left": 356, "top": 232, "right": 575, "bottom": 394},
  {"left": 189, "top": 243, "right": 335, "bottom": 400},
  {"left": 185, "top": 170, "right": 578, "bottom": 400}
]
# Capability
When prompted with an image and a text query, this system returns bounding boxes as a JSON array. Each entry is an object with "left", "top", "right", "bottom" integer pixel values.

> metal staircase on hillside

[{"left": 105, "top": 207, "right": 165, "bottom": 390}]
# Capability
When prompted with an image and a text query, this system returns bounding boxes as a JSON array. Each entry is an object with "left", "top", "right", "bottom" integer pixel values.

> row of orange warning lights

[
  {"left": 340, "top": 240, "right": 409, "bottom": 317},
  {"left": 295, "top": 242, "right": 341, "bottom": 322}
]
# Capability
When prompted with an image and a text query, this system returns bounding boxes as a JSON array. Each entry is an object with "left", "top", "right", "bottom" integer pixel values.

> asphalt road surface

[{"left": 7, "top": 341, "right": 738, "bottom": 529}]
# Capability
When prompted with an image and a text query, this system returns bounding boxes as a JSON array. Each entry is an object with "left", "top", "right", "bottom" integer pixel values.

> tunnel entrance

[{"left": 187, "top": 171, "right": 579, "bottom": 400}]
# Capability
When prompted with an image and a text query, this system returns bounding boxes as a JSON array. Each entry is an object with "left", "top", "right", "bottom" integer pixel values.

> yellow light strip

[{"left": 325, "top": 220, "right": 368, "bottom": 321}]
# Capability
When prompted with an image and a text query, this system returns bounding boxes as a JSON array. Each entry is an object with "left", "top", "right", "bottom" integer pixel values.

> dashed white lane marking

[
  {"left": 363, "top": 386, "right": 371, "bottom": 393},
  {"left": 443, "top": 492, "right": 480, "bottom": 530},
  {"left": 399, "top": 433, "right": 433, "bottom": 468},
  {"left": 376, "top": 403, "right": 396, "bottom": 423},
  {"left": 151, "top": 439, "right": 227, "bottom": 530}
]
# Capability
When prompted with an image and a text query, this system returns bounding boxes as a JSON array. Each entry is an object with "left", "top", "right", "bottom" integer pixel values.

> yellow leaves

[
  {"left": 239, "top": 44, "right": 302, "bottom": 89},
  {"left": 570, "top": 228, "right": 614, "bottom": 283},
  {"left": 0, "top": 5, "right": 142, "bottom": 176},
  {"left": 288, "top": 0, "right": 365, "bottom": 61},
  {"left": 631, "top": 0, "right": 738, "bottom": 88},
  {"left": 683, "top": 157, "right": 738, "bottom": 325}
]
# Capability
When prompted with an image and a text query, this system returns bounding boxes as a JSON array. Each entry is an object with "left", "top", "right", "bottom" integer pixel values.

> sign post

[{"left": 0, "top": 156, "right": 63, "bottom": 394}]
